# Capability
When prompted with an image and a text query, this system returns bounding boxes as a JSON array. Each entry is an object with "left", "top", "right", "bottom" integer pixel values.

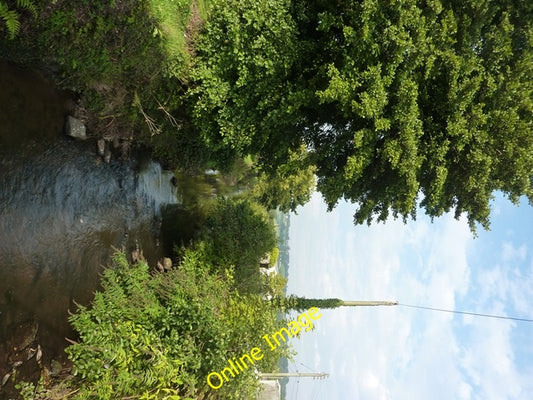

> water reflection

[{"left": 0, "top": 139, "right": 178, "bottom": 385}]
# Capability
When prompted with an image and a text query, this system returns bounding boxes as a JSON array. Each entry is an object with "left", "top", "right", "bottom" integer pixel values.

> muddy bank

[{"left": 0, "top": 61, "right": 76, "bottom": 150}]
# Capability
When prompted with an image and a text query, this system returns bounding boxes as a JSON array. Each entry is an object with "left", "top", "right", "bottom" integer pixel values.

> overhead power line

[{"left": 399, "top": 303, "right": 533, "bottom": 323}]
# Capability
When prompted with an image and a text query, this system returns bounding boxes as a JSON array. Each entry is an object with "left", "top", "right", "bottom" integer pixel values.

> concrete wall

[{"left": 257, "top": 380, "right": 280, "bottom": 400}]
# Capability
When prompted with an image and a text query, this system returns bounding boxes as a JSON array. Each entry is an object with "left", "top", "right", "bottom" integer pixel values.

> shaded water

[
  {"left": 0, "top": 62, "right": 179, "bottom": 394},
  {"left": 0, "top": 139, "right": 179, "bottom": 381},
  {"left": 0, "top": 61, "right": 75, "bottom": 150}
]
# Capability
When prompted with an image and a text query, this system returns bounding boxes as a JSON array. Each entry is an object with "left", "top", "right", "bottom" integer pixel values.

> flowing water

[{"left": 0, "top": 61, "right": 179, "bottom": 395}]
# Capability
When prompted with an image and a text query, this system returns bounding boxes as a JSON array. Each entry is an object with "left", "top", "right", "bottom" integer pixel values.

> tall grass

[{"left": 148, "top": 0, "right": 210, "bottom": 80}]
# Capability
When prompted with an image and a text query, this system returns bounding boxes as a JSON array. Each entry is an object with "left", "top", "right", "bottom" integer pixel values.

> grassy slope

[{"left": 1, "top": 0, "right": 210, "bottom": 156}]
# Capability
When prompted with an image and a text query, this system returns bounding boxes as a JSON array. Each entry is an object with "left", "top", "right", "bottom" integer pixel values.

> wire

[
  {"left": 299, "top": 362, "right": 315, "bottom": 372},
  {"left": 311, "top": 376, "right": 324, "bottom": 400},
  {"left": 399, "top": 303, "right": 533, "bottom": 323}
]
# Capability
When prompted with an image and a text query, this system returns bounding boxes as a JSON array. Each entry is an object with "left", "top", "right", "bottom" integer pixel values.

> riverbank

[
  {"left": 0, "top": 58, "right": 282, "bottom": 400},
  {"left": 1, "top": 0, "right": 209, "bottom": 170},
  {"left": 0, "top": 58, "right": 181, "bottom": 398},
  {"left": 1, "top": 3, "right": 297, "bottom": 397}
]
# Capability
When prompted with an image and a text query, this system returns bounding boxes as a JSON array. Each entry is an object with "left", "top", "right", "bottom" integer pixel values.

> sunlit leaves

[
  {"left": 189, "top": 0, "right": 298, "bottom": 160},
  {"left": 297, "top": 0, "right": 532, "bottom": 232},
  {"left": 187, "top": 0, "right": 532, "bottom": 232},
  {"left": 66, "top": 250, "right": 291, "bottom": 399}
]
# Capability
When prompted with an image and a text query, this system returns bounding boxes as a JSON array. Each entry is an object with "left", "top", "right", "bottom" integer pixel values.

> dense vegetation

[
  {"left": 1, "top": 0, "right": 532, "bottom": 398},
  {"left": 68, "top": 251, "right": 292, "bottom": 400},
  {"left": 12, "top": 193, "right": 286, "bottom": 398},
  {"left": 4, "top": 0, "right": 530, "bottom": 230},
  {"left": 188, "top": 0, "right": 533, "bottom": 232},
  {"left": 195, "top": 197, "right": 277, "bottom": 294},
  {"left": 16, "top": 250, "right": 291, "bottom": 400}
]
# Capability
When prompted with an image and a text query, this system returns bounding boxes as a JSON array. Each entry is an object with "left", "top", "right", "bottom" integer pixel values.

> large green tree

[
  {"left": 293, "top": 0, "right": 533, "bottom": 232},
  {"left": 190, "top": 0, "right": 533, "bottom": 232}
]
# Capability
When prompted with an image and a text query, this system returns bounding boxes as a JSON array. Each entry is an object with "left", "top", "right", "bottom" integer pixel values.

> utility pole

[
  {"left": 339, "top": 300, "right": 398, "bottom": 306},
  {"left": 274, "top": 295, "right": 398, "bottom": 311},
  {"left": 258, "top": 372, "right": 329, "bottom": 379}
]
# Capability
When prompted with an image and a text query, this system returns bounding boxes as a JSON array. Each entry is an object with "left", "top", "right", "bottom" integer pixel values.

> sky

[{"left": 284, "top": 191, "right": 533, "bottom": 400}]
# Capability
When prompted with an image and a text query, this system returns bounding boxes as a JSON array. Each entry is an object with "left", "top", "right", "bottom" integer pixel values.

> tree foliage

[
  {"left": 187, "top": 0, "right": 302, "bottom": 168},
  {"left": 296, "top": 0, "right": 533, "bottom": 232},
  {"left": 199, "top": 197, "right": 277, "bottom": 293},
  {"left": 272, "top": 295, "right": 343, "bottom": 312},
  {"left": 190, "top": 0, "right": 533, "bottom": 232},
  {"left": 251, "top": 145, "right": 316, "bottom": 213}
]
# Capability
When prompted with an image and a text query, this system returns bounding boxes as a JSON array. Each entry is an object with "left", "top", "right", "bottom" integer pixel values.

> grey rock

[
  {"left": 103, "top": 147, "right": 112, "bottom": 163},
  {"left": 65, "top": 116, "right": 87, "bottom": 140},
  {"left": 1, "top": 372, "right": 11, "bottom": 387},
  {"left": 157, "top": 261, "right": 164, "bottom": 272},
  {"left": 97, "top": 139, "right": 106, "bottom": 156}
]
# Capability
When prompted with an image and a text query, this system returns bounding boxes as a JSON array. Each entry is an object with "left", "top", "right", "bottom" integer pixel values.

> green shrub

[
  {"left": 269, "top": 247, "right": 279, "bottom": 267},
  {"left": 199, "top": 197, "right": 277, "bottom": 293},
  {"left": 65, "top": 250, "right": 290, "bottom": 399},
  {"left": 187, "top": 0, "right": 300, "bottom": 167}
]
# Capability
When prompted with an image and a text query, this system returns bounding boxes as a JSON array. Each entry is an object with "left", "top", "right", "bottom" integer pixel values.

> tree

[
  {"left": 199, "top": 197, "right": 277, "bottom": 293},
  {"left": 187, "top": 0, "right": 302, "bottom": 169},
  {"left": 293, "top": 0, "right": 533, "bottom": 232},
  {"left": 251, "top": 145, "right": 316, "bottom": 212},
  {"left": 190, "top": 0, "right": 533, "bottom": 232}
]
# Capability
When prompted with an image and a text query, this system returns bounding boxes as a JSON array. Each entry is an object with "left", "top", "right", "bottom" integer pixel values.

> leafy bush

[
  {"left": 199, "top": 198, "right": 277, "bottom": 293},
  {"left": 65, "top": 250, "right": 290, "bottom": 399}
]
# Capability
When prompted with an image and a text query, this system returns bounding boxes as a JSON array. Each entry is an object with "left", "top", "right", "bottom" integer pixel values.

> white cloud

[
  {"left": 501, "top": 242, "right": 527, "bottom": 263},
  {"left": 393, "top": 320, "right": 469, "bottom": 400},
  {"left": 458, "top": 240, "right": 533, "bottom": 400},
  {"left": 510, "top": 260, "right": 533, "bottom": 316},
  {"left": 460, "top": 318, "right": 525, "bottom": 400},
  {"left": 474, "top": 242, "right": 533, "bottom": 318},
  {"left": 359, "top": 370, "right": 390, "bottom": 400},
  {"left": 286, "top": 196, "right": 532, "bottom": 400}
]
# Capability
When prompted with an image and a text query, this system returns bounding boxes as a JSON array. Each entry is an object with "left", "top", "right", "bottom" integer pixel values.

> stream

[{"left": 0, "top": 61, "right": 180, "bottom": 395}]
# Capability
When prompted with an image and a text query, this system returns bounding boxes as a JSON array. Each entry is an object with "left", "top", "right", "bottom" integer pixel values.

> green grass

[
  {"left": 148, "top": 0, "right": 192, "bottom": 80},
  {"left": 1, "top": 0, "right": 218, "bottom": 170},
  {"left": 195, "top": 0, "right": 210, "bottom": 20},
  {"left": 147, "top": 0, "right": 212, "bottom": 81}
]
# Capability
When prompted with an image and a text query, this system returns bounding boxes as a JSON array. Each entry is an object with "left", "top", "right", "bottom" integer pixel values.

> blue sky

[{"left": 284, "top": 192, "right": 533, "bottom": 400}]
